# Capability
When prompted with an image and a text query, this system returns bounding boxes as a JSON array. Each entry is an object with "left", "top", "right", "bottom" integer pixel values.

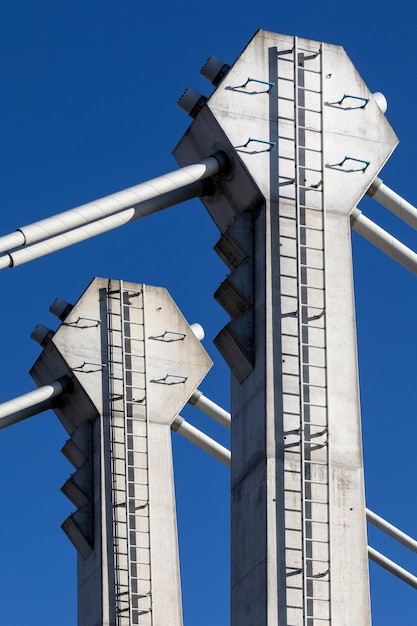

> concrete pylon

[
  {"left": 31, "top": 277, "right": 212, "bottom": 626},
  {"left": 174, "top": 30, "right": 398, "bottom": 624}
]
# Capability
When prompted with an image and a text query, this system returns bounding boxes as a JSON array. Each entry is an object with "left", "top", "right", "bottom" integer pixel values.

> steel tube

[
  {"left": 351, "top": 208, "right": 417, "bottom": 275},
  {"left": 0, "top": 154, "right": 224, "bottom": 254},
  {"left": 368, "top": 546, "right": 417, "bottom": 590},
  {"left": 367, "top": 177, "right": 417, "bottom": 231},
  {"left": 171, "top": 416, "right": 231, "bottom": 466},
  {"left": 188, "top": 389, "right": 231, "bottom": 429},
  {"left": 366, "top": 508, "right": 417, "bottom": 554},
  {"left": 0, "top": 378, "right": 68, "bottom": 429},
  {"left": 0, "top": 180, "right": 205, "bottom": 269}
]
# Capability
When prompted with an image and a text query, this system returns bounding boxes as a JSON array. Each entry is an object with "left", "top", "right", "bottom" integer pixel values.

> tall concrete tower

[
  {"left": 3, "top": 28, "right": 412, "bottom": 626},
  {"left": 175, "top": 30, "right": 398, "bottom": 624},
  {"left": 31, "top": 277, "right": 212, "bottom": 626}
]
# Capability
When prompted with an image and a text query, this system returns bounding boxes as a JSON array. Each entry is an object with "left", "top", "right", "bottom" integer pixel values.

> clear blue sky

[{"left": 1, "top": 2, "right": 417, "bottom": 625}]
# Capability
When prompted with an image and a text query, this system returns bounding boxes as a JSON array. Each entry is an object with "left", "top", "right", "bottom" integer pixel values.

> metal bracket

[
  {"left": 63, "top": 316, "right": 101, "bottom": 328},
  {"left": 308, "top": 309, "right": 325, "bottom": 321},
  {"left": 240, "top": 77, "right": 275, "bottom": 93},
  {"left": 338, "top": 94, "right": 369, "bottom": 108},
  {"left": 338, "top": 156, "right": 370, "bottom": 172},
  {"left": 243, "top": 137, "right": 276, "bottom": 151},
  {"left": 148, "top": 330, "right": 186, "bottom": 342},
  {"left": 72, "top": 361, "right": 107, "bottom": 373},
  {"left": 150, "top": 374, "right": 188, "bottom": 385},
  {"left": 312, "top": 568, "right": 330, "bottom": 579}
]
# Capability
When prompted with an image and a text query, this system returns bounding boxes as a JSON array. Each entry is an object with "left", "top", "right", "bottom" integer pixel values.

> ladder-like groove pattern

[
  {"left": 107, "top": 280, "right": 153, "bottom": 625},
  {"left": 276, "top": 39, "right": 331, "bottom": 625}
]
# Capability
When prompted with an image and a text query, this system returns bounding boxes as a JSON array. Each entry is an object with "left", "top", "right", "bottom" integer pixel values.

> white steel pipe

[
  {"left": 188, "top": 389, "right": 231, "bottom": 429},
  {"left": 366, "top": 508, "right": 417, "bottom": 554},
  {"left": 0, "top": 378, "right": 68, "bottom": 429},
  {"left": 351, "top": 208, "right": 417, "bottom": 275},
  {"left": 0, "top": 180, "right": 205, "bottom": 269},
  {"left": 0, "top": 154, "right": 225, "bottom": 255},
  {"left": 368, "top": 546, "right": 417, "bottom": 590},
  {"left": 368, "top": 177, "right": 417, "bottom": 231},
  {"left": 171, "top": 415, "right": 231, "bottom": 466}
]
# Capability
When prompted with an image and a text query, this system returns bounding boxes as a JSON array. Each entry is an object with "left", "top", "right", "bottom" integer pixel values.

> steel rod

[
  {"left": 0, "top": 153, "right": 225, "bottom": 255},
  {"left": 368, "top": 546, "right": 417, "bottom": 590},
  {"left": 351, "top": 208, "right": 417, "bottom": 275},
  {"left": 367, "top": 177, "right": 417, "bottom": 231},
  {"left": 0, "top": 378, "right": 69, "bottom": 429},
  {"left": 171, "top": 415, "right": 231, "bottom": 466},
  {"left": 366, "top": 508, "right": 417, "bottom": 554},
  {"left": 188, "top": 389, "right": 231, "bottom": 429},
  {"left": 0, "top": 180, "right": 205, "bottom": 269}
]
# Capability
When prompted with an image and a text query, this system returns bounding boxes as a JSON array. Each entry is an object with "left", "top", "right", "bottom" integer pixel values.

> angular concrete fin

[
  {"left": 62, "top": 506, "right": 94, "bottom": 561},
  {"left": 214, "top": 310, "right": 254, "bottom": 382}
]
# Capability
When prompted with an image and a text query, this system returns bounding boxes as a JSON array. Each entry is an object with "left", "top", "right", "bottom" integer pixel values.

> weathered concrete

[
  {"left": 175, "top": 30, "right": 398, "bottom": 625},
  {"left": 31, "top": 277, "right": 212, "bottom": 626}
]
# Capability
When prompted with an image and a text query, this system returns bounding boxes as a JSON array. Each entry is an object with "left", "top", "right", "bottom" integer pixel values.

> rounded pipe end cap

[
  {"left": 190, "top": 323, "right": 205, "bottom": 341},
  {"left": 373, "top": 92, "right": 388, "bottom": 114}
]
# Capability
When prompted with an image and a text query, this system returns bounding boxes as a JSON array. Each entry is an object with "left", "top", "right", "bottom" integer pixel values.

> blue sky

[{"left": 1, "top": 2, "right": 417, "bottom": 625}]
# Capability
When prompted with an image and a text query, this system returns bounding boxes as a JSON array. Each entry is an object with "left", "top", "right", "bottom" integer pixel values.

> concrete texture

[
  {"left": 31, "top": 277, "right": 212, "bottom": 626},
  {"left": 175, "top": 30, "right": 398, "bottom": 625}
]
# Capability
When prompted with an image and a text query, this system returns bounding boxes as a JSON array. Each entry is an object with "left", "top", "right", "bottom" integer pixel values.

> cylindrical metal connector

[
  {"left": 177, "top": 88, "right": 207, "bottom": 117},
  {"left": 188, "top": 389, "right": 231, "bottom": 429},
  {"left": 171, "top": 415, "right": 230, "bottom": 465},
  {"left": 351, "top": 208, "right": 417, "bottom": 275},
  {"left": 49, "top": 297, "right": 74, "bottom": 321},
  {"left": 0, "top": 377, "right": 71, "bottom": 429},
  {"left": 201, "top": 55, "right": 230, "bottom": 86},
  {"left": 31, "top": 323, "right": 55, "bottom": 347},
  {"left": 367, "top": 177, "right": 417, "bottom": 231}
]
